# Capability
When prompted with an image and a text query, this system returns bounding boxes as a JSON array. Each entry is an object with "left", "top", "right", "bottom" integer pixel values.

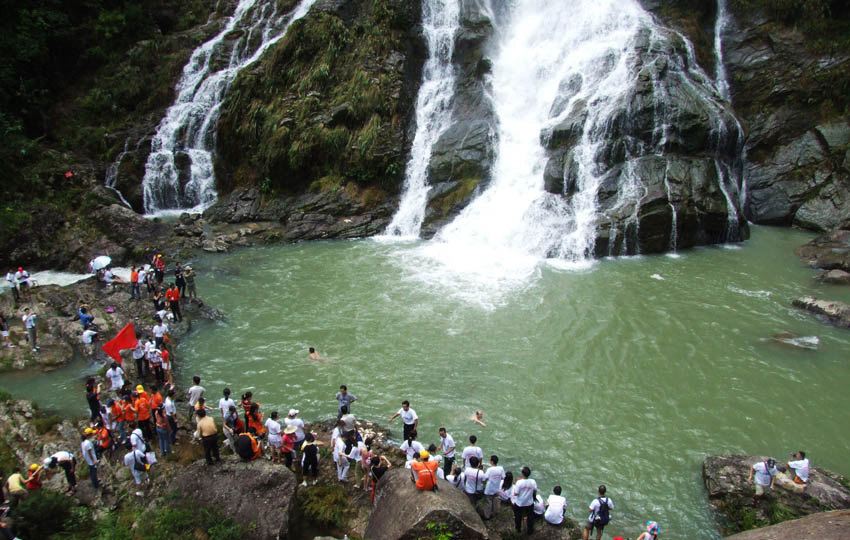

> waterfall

[
  {"left": 421, "top": 0, "right": 652, "bottom": 278},
  {"left": 104, "top": 138, "right": 135, "bottom": 209},
  {"left": 142, "top": 0, "right": 317, "bottom": 215},
  {"left": 384, "top": 0, "right": 461, "bottom": 238},
  {"left": 415, "top": 0, "right": 744, "bottom": 283},
  {"left": 713, "top": 0, "right": 731, "bottom": 101}
]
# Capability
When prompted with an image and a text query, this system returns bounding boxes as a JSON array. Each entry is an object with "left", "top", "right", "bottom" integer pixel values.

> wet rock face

[
  {"left": 703, "top": 455, "right": 850, "bottom": 536},
  {"left": 713, "top": 10, "right": 850, "bottom": 231},
  {"left": 543, "top": 24, "right": 748, "bottom": 256},
  {"left": 417, "top": 0, "right": 498, "bottom": 234}
]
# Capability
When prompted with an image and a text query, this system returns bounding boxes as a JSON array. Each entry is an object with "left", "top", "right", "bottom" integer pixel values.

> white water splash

[
  {"left": 104, "top": 138, "right": 141, "bottom": 209},
  {"left": 142, "top": 0, "right": 317, "bottom": 214},
  {"left": 419, "top": 0, "right": 651, "bottom": 283},
  {"left": 384, "top": 0, "right": 461, "bottom": 238}
]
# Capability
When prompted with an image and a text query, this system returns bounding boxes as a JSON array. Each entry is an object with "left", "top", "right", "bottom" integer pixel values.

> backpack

[{"left": 594, "top": 497, "right": 611, "bottom": 525}]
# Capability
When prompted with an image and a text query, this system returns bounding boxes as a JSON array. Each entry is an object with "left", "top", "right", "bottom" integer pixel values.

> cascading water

[
  {"left": 384, "top": 0, "right": 461, "bottom": 238},
  {"left": 104, "top": 138, "right": 136, "bottom": 209},
  {"left": 413, "top": 0, "right": 745, "bottom": 288},
  {"left": 142, "top": 0, "right": 317, "bottom": 215},
  {"left": 713, "top": 0, "right": 732, "bottom": 101}
]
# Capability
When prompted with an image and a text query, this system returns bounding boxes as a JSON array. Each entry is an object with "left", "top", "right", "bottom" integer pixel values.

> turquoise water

[{"left": 3, "top": 226, "right": 849, "bottom": 538}]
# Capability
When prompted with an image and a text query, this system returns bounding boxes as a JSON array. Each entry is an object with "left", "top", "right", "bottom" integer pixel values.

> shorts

[
  {"left": 586, "top": 521, "right": 605, "bottom": 533},
  {"left": 755, "top": 482, "right": 771, "bottom": 495}
]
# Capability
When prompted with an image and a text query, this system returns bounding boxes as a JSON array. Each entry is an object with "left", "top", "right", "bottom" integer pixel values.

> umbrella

[{"left": 91, "top": 256, "right": 112, "bottom": 271}]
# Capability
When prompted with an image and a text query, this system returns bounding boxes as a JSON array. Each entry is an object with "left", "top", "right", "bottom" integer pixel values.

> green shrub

[
  {"left": 33, "top": 414, "right": 62, "bottom": 435},
  {"left": 298, "top": 484, "right": 353, "bottom": 529},
  {"left": 13, "top": 490, "right": 75, "bottom": 538}
]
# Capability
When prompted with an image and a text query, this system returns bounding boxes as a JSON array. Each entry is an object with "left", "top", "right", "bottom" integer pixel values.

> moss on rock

[{"left": 215, "top": 0, "right": 423, "bottom": 197}]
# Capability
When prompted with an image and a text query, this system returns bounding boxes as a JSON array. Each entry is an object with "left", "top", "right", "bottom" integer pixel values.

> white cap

[
  {"left": 288, "top": 409, "right": 299, "bottom": 416},
  {"left": 42, "top": 457, "right": 52, "bottom": 467}
]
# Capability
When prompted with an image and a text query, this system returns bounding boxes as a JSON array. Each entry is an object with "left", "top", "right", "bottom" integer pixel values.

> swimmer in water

[
  {"left": 471, "top": 410, "right": 486, "bottom": 427},
  {"left": 308, "top": 347, "right": 321, "bottom": 361}
]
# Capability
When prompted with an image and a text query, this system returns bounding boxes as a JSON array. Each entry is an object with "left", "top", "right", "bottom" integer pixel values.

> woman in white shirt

[{"left": 265, "top": 411, "right": 283, "bottom": 462}]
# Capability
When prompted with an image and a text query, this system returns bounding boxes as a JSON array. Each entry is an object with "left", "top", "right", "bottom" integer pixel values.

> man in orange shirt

[
  {"left": 149, "top": 385, "right": 164, "bottom": 410},
  {"left": 411, "top": 450, "right": 440, "bottom": 491},
  {"left": 129, "top": 266, "right": 140, "bottom": 300},
  {"left": 133, "top": 387, "right": 152, "bottom": 441}
]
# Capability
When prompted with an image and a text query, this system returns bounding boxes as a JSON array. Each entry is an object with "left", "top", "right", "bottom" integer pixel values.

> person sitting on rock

[
  {"left": 235, "top": 431, "right": 262, "bottom": 461},
  {"left": 787, "top": 451, "right": 810, "bottom": 486},
  {"left": 748, "top": 457, "right": 778, "bottom": 498},
  {"left": 410, "top": 450, "right": 440, "bottom": 491}
]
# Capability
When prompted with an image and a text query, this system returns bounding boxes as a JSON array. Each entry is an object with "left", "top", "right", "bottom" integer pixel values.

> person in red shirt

[
  {"left": 247, "top": 403, "right": 266, "bottom": 438},
  {"left": 166, "top": 283, "right": 182, "bottom": 322},
  {"left": 153, "top": 254, "right": 166, "bottom": 284}
]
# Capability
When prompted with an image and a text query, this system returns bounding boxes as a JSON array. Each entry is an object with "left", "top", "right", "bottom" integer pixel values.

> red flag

[{"left": 101, "top": 322, "right": 137, "bottom": 364}]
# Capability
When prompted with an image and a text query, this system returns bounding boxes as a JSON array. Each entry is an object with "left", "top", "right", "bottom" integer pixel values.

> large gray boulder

[
  {"left": 173, "top": 459, "right": 298, "bottom": 540},
  {"left": 792, "top": 296, "right": 850, "bottom": 328},
  {"left": 796, "top": 229, "right": 850, "bottom": 273},
  {"left": 365, "top": 468, "right": 489, "bottom": 540},
  {"left": 725, "top": 509, "right": 850, "bottom": 540},
  {"left": 703, "top": 455, "right": 850, "bottom": 536}
]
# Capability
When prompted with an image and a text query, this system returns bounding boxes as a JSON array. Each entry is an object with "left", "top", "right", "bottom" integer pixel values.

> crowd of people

[{"left": 3, "top": 253, "right": 814, "bottom": 540}]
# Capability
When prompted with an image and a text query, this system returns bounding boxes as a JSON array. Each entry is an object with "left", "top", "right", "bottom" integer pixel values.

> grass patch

[
  {"left": 298, "top": 484, "right": 354, "bottom": 529},
  {"left": 33, "top": 413, "right": 63, "bottom": 435}
]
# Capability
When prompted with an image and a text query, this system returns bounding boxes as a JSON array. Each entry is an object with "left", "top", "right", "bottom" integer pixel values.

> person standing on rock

[
  {"left": 164, "top": 388, "right": 178, "bottom": 445},
  {"left": 80, "top": 428, "right": 100, "bottom": 490},
  {"left": 166, "top": 283, "right": 182, "bottom": 322},
  {"left": 438, "top": 427, "right": 456, "bottom": 477},
  {"left": 411, "top": 450, "right": 440, "bottom": 491},
  {"left": 5, "top": 271, "right": 19, "bottom": 304},
  {"left": 105, "top": 362, "right": 125, "bottom": 394},
  {"left": 129, "top": 265, "right": 140, "bottom": 300},
  {"left": 399, "top": 434, "right": 424, "bottom": 466},
  {"left": 152, "top": 316, "right": 169, "bottom": 349},
  {"left": 336, "top": 385, "right": 357, "bottom": 419},
  {"left": 184, "top": 265, "right": 197, "bottom": 299},
  {"left": 334, "top": 430, "right": 351, "bottom": 482},
  {"left": 218, "top": 388, "right": 236, "bottom": 419},
  {"left": 153, "top": 254, "right": 165, "bottom": 284},
  {"left": 85, "top": 378, "right": 102, "bottom": 422},
  {"left": 389, "top": 400, "right": 418, "bottom": 441},
  {"left": 300, "top": 433, "right": 323, "bottom": 486},
  {"left": 462, "top": 435, "right": 483, "bottom": 469},
  {"left": 0, "top": 313, "right": 12, "bottom": 348},
  {"left": 461, "top": 456, "right": 486, "bottom": 505},
  {"left": 582, "top": 485, "right": 613, "bottom": 540},
  {"left": 748, "top": 457, "right": 778, "bottom": 498},
  {"left": 513, "top": 467, "right": 538, "bottom": 535},
  {"left": 265, "top": 411, "right": 283, "bottom": 463},
  {"left": 21, "top": 307, "right": 38, "bottom": 352},
  {"left": 186, "top": 375, "right": 205, "bottom": 422},
  {"left": 137, "top": 265, "right": 147, "bottom": 299},
  {"left": 123, "top": 445, "right": 149, "bottom": 495},
  {"left": 284, "top": 409, "right": 306, "bottom": 458},
  {"left": 482, "top": 455, "right": 505, "bottom": 519},
  {"left": 195, "top": 408, "right": 220, "bottom": 465},
  {"left": 174, "top": 263, "right": 187, "bottom": 299}
]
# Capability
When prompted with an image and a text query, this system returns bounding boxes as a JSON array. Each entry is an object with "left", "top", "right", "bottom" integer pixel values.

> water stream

[
  {"left": 384, "top": 0, "right": 461, "bottom": 238},
  {"left": 141, "top": 0, "right": 317, "bottom": 215}
]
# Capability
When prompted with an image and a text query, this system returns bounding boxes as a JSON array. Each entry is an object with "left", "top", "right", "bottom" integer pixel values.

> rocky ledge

[
  {"left": 0, "top": 276, "right": 222, "bottom": 371},
  {"left": 703, "top": 455, "right": 850, "bottom": 536},
  {"left": 725, "top": 509, "right": 850, "bottom": 540}
]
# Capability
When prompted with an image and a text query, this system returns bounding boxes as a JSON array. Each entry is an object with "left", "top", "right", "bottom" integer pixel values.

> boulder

[
  {"left": 818, "top": 269, "right": 850, "bottom": 285},
  {"left": 792, "top": 296, "right": 850, "bottom": 328},
  {"left": 796, "top": 229, "right": 850, "bottom": 273},
  {"left": 173, "top": 458, "right": 298, "bottom": 540},
  {"left": 365, "top": 468, "right": 488, "bottom": 540},
  {"left": 725, "top": 509, "right": 850, "bottom": 540},
  {"left": 703, "top": 455, "right": 850, "bottom": 536}
]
